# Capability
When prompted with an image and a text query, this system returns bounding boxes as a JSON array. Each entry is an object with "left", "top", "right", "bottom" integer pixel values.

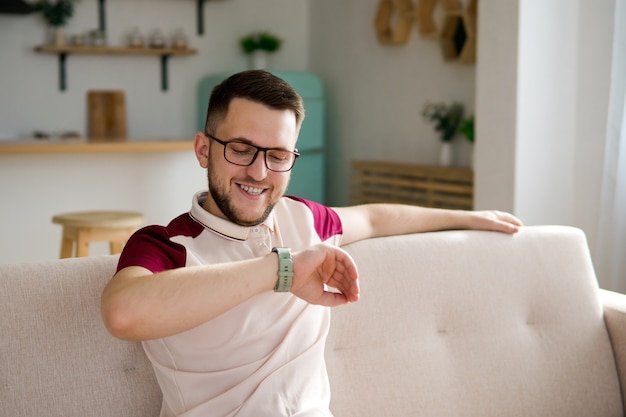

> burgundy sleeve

[
  {"left": 285, "top": 196, "right": 343, "bottom": 241},
  {"left": 116, "top": 225, "right": 188, "bottom": 273}
]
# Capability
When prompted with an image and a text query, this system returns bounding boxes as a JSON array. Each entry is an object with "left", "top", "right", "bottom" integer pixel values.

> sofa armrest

[{"left": 601, "top": 288, "right": 626, "bottom": 412}]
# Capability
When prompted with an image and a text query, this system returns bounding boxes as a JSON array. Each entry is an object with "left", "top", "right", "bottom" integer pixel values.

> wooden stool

[{"left": 52, "top": 211, "right": 144, "bottom": 258}]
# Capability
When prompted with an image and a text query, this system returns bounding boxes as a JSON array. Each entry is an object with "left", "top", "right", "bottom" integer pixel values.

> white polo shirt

[{"left": 117, "top": 191, "right": 343, "bottom": 417}]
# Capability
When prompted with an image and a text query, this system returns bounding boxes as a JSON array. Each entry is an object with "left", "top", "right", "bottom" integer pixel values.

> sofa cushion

[
  {"left": 0, "top": 255, "right": 161, "bottom": 417},
  {"left": 329, "top": 226, "right": 623, "bottom": 417}
]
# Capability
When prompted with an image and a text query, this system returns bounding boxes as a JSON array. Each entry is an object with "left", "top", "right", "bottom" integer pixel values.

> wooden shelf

[
  {"left": 374, "top": 0, "right": 415, "bottom": 45},
  {"left": 439, "top": 0, "right": 477, "bottom": 64},
  {"left": 34, "top": 0, "right": 211, "bottom": 90},
  {"left": 376, "top": 0, "right": 478, "bottom": 64},
  {"left": 351, "top": 160, "right": 474, "bottom": 210},
  {"left": 35, "top": 45, "right": 197, "bottom": 92},
  {"left": 0, "top": 139, "right": 193, "bottom": 155},
  {"left": 35, "top": 45, "right": 197, "bottom": 56}
]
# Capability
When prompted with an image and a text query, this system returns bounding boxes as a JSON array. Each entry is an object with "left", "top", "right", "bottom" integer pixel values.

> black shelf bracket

[
  {"left": 99, "top": 0, "right": 202, "bottom": 36},
  {"left": 58, "top": 53, "right": 67, "bottom": 91},
  {"left": 98, "top": 0, "right": 106, "bottom": 32},
  {"left": 54, "top": 53, "right": 176, "bottom": 92},
  {"left": 160, "top": 54, "right": 170, "bottom": 91},
  {"left": 197, "top": 0, "right": 205, "bottom": 35}
]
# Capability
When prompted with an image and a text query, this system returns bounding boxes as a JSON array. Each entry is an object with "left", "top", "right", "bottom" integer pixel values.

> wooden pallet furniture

[{"left": 351, "top": 160, "right": 474, "bottom": 210}]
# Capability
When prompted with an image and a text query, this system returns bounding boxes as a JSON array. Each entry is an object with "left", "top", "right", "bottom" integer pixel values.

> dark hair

[{"left": 204, "top": 70, "right": 305, "bottom": 135}]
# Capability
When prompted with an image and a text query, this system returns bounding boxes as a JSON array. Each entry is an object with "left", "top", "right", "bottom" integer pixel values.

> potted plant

[
  {"left": 459, "top": 114, "right": 474, "bottom": 143},
  {"left": 459, "top": 114, "right": 475, "bottom": 167},
  {"left": 422, "top": 101, "right": 464, "bottom": 166},
  {"left": 36, "top": 0, "right": 78, "bottom": 46},
  {"left": 239, "top": 31, "right": 283, "bottom": 70}
]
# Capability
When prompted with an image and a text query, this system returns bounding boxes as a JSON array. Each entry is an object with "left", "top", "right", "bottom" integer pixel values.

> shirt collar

[{"left": 189, "top": 191, "right": 275, "bottom": 241}]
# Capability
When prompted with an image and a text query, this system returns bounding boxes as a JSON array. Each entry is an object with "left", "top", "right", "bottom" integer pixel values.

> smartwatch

[{"left": 272, "top": 247, "right": 293, "bottom": 292}]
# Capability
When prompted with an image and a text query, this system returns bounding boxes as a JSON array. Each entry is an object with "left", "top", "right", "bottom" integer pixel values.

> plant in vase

[
  {"left": 36, "top": 0, "right": 79, "bottom": 46},
  {"left": 459, "top": 114, "right": 474, "bottom": 143},
  {"left": 459, "top": 114, "right": 475, "bottom": 168},
  {"left": 240, "top": 31, "right": 282, "bottom": 70},
  {"left": 421, "top": 101, "right": 464, "bottom": 166}
]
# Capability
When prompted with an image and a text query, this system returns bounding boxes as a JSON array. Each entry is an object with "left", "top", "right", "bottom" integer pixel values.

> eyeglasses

[{"left": 206, "top": 133, "right": 299, "bottom": 172}]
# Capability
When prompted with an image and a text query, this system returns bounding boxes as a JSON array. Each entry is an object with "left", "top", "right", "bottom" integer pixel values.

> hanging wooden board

[{"left": 87, "top": 90, "right": 127, "bottom": 142}]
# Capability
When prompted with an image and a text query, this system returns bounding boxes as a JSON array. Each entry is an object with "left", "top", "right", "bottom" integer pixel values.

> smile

[{"left": 239, "top": 184, "right": 264, "bottom": 196}]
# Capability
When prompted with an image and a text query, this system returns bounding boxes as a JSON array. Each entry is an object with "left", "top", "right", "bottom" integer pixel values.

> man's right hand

[{"left": 290, "top": 244, "right": 360, "bottom": 307}]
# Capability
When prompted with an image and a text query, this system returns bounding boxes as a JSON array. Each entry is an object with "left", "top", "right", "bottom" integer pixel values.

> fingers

[
  {"left": 476, "top": 210, "right": 523, "bottom": 234},
  {"left": 491, "top": 210, "right": 524, "bottom": 234},
  {"left": 312, "top": 290, "right": 357, "bottom": 308},
  {"left": 291, "top": 244, "right": 360, "bottom": 307},
  {"left": 468, "top": 210, "right": 523, "bottom": 234},
  {"left": 493, "top": 210, "right": 524, "bottom": 226},
  {"left": 325, "top": 265, "right": 360, "bottom": 303},
  {"left": 316, "top": 246, "right": 360, "bottom": 303}
]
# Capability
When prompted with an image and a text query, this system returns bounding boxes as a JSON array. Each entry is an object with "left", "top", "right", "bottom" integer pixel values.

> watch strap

[{"left": 272, "top": 247, "right": 293, "bottom": 292}]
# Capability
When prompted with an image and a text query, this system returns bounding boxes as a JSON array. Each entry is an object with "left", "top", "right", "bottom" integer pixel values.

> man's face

[{"left": 199, "top": 98, "right": 298, "bottom": 226}]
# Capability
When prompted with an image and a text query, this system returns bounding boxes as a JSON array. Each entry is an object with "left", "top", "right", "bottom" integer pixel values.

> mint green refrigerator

[{"left": 197, "top": 71, "right": 326, "bottom": 204}]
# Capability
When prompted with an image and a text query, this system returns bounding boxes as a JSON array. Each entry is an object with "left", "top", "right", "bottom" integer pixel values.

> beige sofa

[{"left": 2, "top": 225, "right": 626, "bottom": 416}]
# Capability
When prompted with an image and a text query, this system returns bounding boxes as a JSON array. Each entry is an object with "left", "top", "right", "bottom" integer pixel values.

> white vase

[
  {"left": 439, "top": 141, "right": 453, "bottom": 166},
  {"left": 50, "top": 27, "right": 66, "bottom": 46},
  {"left": 250, "top": 50, "right": 269, "bottom": 70}
]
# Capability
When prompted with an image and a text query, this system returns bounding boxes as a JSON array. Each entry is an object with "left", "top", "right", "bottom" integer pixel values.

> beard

[{"left": 207, "top": 164, "right": 280, "bottom": 227}]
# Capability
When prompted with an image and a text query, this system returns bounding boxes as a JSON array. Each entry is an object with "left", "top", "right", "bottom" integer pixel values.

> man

[{"left": 101, "top": 70, "right": 522, "bottom": 417}]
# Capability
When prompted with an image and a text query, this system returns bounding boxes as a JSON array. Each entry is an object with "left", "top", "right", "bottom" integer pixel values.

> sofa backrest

[
  {"left": 1, "top": 226, "right": 622, "bottom": 417},
  {"left": 0, "top": 255, "right": 162, "bottom": 417},
  {"left": 328, "top": 225, "right": 623, "bottom": 417}
]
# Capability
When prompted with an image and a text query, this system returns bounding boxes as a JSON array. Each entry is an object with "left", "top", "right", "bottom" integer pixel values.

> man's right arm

[{"left": 101, "top": 244, "right": 359, "bottom": 342}]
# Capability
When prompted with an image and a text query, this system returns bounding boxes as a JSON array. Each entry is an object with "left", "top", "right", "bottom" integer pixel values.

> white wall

[
  {"left": 0, "top": 0, "right": 310, "bottom": 263},
  {"left": 473, "top": 0, "right": 519, "bottom": 214},
  {"left": 573, "top": 0, "right": 614, "bottom": 254},
  {"left": 515, "top": 0, "right": 579, "bottom": 225},
  {"left": 0, "top": 0, "right": 309, "bottom": 139},
  {"left": 474, "top": 0, "right": 614, "bottom": 286},
  {"left": 0, "top": 0, "right": 617, "bottom": 267},
  {"left": 309, "top": 0, "right": 477, "bottom": 206}
]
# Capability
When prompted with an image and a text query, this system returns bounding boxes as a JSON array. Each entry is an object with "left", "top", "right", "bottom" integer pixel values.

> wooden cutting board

[{"left": 87, "top": 90, "right": 127, "bottom": 142}]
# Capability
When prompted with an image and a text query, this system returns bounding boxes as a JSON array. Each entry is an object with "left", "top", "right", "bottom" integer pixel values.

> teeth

[{"left": 240, "top": 184, "right": 263, "bottom": 195}]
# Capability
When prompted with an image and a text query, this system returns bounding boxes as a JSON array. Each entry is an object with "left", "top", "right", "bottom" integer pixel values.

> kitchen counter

[
  {"left": 0, "top": 138, "right": 193, "bottom": 155},
  {"left": 0, "top": 137, "right": 205, "bottom": 264}
]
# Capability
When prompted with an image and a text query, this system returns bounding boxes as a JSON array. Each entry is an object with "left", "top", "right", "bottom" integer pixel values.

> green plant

[
  {"left": 459, "top": 115, "right": 474, "bottom": 143},
  {"left": 37, "top": 0, "right": 78, "bottom": 27},
  {"left": 421, "top": 101, "right": 465, "bottom": 142},
  {"left": 240, "top": 31, "right": 282, "bottom": 54}
]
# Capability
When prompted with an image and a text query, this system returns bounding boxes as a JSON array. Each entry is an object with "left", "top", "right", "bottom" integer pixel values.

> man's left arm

[{"left": 333, "top": 204, "right": 523, "bottom": 246}]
